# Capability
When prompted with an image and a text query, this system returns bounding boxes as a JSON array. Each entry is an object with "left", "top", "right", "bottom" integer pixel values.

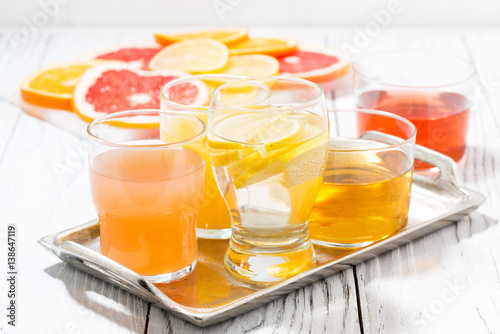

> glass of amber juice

[
  {"left": 87, "top": 110, "right": 206, "bottom": 282},
  {"left": 161, "top": 75, "right": 245, "bottom": 239},
  {"left": 309, "top": 109, "right": 416, "bottom": 248},
  {"left": 353, "top": 50, "right": 475, "bottom": 171}
]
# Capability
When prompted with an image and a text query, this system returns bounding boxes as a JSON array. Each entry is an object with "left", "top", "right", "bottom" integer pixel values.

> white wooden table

[{"left": 1, "top": 27, "right": 499, "bottom": 334}]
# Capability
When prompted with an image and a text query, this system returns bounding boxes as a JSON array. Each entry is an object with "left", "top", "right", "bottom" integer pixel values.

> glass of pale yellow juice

[
  {"left": 309, "top": 109, "right": 417, "bottom": 248},
  {"left": 208, "top": 77, "right": 329, "bottom": 284},
  {"left": 161, "top": 75, "right": 245, "bottom": 239}
]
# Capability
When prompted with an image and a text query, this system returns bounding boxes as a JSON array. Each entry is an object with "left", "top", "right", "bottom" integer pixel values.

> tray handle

[
  {"left": 360, "top": 131, "right": 468, "bottom": 196},
  {"left": 58, "top": 241, "right": 162, "bottom": 304}
]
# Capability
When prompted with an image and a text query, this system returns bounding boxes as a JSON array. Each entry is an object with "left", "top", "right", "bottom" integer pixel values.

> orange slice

[
  {"left": 149, "top": 38, "right": 229, "bottom": 74},
  {"left": 20, "top": 61, "right": 98, "bottom": 111},
  {"left": 228, "top": 37, "right": 297, "bottom": 57},
  {"left": 211, "top": 54, "right": 279, "bottom": 77},
  {"left": 155, "top": 28, "right": 248, "bottom": 46}
]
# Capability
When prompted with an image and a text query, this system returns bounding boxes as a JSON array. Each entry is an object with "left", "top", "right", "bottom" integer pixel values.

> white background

[{"left": 0, "top": 0, "right": 499, "bottom": 27}]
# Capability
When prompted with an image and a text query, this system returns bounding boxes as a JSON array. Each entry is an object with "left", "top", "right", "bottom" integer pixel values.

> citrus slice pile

[
  {"left": 20, "top": 27, "right": 351, "bottom": 129},
  {"left": 149, "top": 39, "right": 228, "bottom": 74},
  {"left": 208, "top": 111, "right": 328, "bottom": 189},
  {"left": 155, "top": 28, "right": 248, "bottom": 46},
  {"left": 21, "top": 61, "right": 99, "bottom": 110},
  {"left": 81, "top": 44, "right": 162, "bottom": 70},
  {"left": 72, "top": 62, "right": 187, "bottom": 125}
]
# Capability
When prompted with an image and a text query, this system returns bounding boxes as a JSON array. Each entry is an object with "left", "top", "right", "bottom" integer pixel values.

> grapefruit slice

[
  {"left": 21, "top": 61, "right": 99, "bottom": 111},
  {"left": 162, "top": 79, "right": 210, "bottom": 108},
  {"left": 277, "top": 48, "right": 351, "bottom": 83},
  {"left": 149, "top": 38, "right": 228, "bottom": 74},
  {"left": 72, "top": 62, "right": 187, "bottom": 126},
  {"left": 81, "top": 44, "right": 162, "bottom": 70},
  {"left": 155, "top": 28, "right": 248, "bottom": 46},
  {"left": 228, "top": 37, "right": 297, "bottom": 57}
]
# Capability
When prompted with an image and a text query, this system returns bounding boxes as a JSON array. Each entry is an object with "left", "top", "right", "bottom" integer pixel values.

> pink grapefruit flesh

[
  {"left": 163, "top": 80, "right": 209, "bottom": 108},
  {"left": 72, "top": 62, "right": 188, "bottom": 125},
  {"left": 83, "top": 45, "right": 162, "bottom": 70},
  {"left": 278, "top": 48, "right": 350, "bottom": 83}
]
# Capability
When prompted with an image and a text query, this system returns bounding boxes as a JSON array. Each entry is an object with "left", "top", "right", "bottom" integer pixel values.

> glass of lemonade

[
  {"left": 161, "top": 75, "right": 244, "bottom": 239},
  {"left": 208, "top": 77, "right": 329, "bottom": 284},
  {"left": 309, "top": 109, "right": 416, "bottom": 248},
  {"left": 87, "top": 110, "right": 206, "bottom": 283},
  {"left": 353, "top": 50, "right": 475, "bottom": 171}
]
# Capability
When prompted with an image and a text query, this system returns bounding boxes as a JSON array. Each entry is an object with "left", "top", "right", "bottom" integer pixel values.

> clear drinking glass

[
  {"left": 161, "top": 74, "right": 244, "bottom": 239},
  {"left": 353, "top": 50, "right": 475, "bottom": 171},
  {"left": 208, "top": 77, "right": 329, "bottom": 284},
  {"left": 87, "top": 110, "right": 206, "bottom": 283},
  {"left": 309, "top": 109, "right": 416, "bottom": 248}
]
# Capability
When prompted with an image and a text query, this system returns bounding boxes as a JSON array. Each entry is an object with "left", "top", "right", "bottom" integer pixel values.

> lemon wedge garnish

[
  {"left": 210, "top": 113, "right": 302, "bottom": 144},
  {"left": 208, "top": 111, "right": 327, "bottom": 189}
]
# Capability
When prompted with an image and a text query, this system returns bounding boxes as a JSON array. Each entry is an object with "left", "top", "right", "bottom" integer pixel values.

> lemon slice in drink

[
  {"left": 232, "top": 146, "right": 290, "bottom": 189},
  {"left": 236, "top": 127, "right": 327, "bottom": 189},
  {"left": 210, "top": 145, "right": 255, "bottom": 167},
  {"left": 209, "top": 112, "right": 301, "bottom": 183},
  {"left": 210, "top": 113, "right": 302, "bottom": 144},
  {"left": 209, "top": 111, "right": 327, "bottom": 189},
  {"left": 233, "top": 134, "right": 329, "bottom": 189}
]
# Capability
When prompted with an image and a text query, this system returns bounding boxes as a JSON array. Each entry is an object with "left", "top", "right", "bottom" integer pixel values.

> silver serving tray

[{"left": 38, "top": 143, "right": 486, "bottom": 327}]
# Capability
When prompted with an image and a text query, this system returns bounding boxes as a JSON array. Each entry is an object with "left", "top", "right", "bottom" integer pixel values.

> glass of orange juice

[
  {"left": 309, "top": 109, "right": 416, "bottom": 248},
  {"left": 87, "top": 110, "right": 206, "bottom": 283},
  {"left": 160, "top": 74, "right": 245, "bottom": 239}
]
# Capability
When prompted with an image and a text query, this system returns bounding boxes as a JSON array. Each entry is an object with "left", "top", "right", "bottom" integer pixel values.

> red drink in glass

[
  {"left": 353, "top": 50, "right": 475, "bottom": 170},
  {"left": 357, "top": 90, "right": 469, "bottom": 169}
]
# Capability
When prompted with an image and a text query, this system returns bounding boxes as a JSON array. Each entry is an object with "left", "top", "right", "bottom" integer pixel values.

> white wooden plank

[
  {"left": 0, "top": 30, "right": 49, "bottom": 155},
  {"left": 357, "top": 213, "right": 500, "bottom": 334},
  {"left": 462, "top": 28, "right": 500, "bottom": 220},
  {"left": 352, "top": 28, "right": 500, "bottom": 333},
  {"left": 323, "top": 27, "right": 357, "bottom": 108},
  {"left": 147, "top": 268, "right": 361, "bottom": 334}
]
